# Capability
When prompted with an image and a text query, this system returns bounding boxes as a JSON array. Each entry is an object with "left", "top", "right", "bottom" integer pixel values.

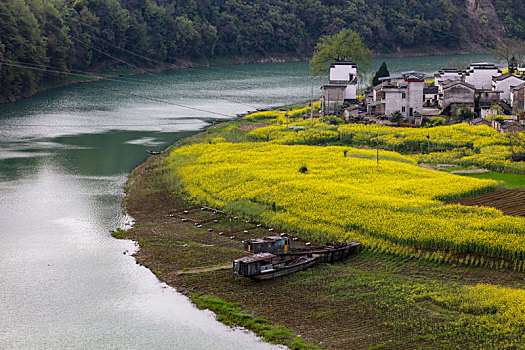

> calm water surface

[{"left": 0, "top": 54, "right": 493, "bottom": 349}]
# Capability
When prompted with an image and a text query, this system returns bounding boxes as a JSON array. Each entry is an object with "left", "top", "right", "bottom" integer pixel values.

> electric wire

[{"left": 0, "top": 58, "right": 260, "bottom": 109}]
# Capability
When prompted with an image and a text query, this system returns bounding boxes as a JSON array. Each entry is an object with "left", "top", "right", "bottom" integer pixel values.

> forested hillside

[{"left": 1, "top": 0, "right": 524, "bottom": 103}]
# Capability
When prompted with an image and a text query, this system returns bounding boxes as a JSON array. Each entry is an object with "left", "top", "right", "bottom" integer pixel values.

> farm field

[
  {"left": 165, "top": 142, "right": 525, "bottom": 265},
  {"left": 127, "top": 108, "right": 525, "bottom": 349},
  {"left": 452, "top": 188, "right": 525, "bottom": 217},
  {"left": 247, "top": 120, "right": 525, "bottom": 174},
  {"left": 124, "top": 152, "right": 525, "bottom": 349}
]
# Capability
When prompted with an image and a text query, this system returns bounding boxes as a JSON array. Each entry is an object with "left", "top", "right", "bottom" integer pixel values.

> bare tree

[{"left": 492, "top": 38, "right": 522, "bottom": 68}]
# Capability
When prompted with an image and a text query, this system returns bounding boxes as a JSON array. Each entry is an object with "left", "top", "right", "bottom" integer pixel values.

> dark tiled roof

[
  {"left": 493, "top": 72, "right": 525, "bottom": 82},
  {"left": 442, "top": 80, "right": 476, "bottom": 90},
  {"left": 423, "top": 86, "right": 438, "bottom": 94},
  {"left": 321, "top": 85, "right": 346, "bottom": 90},
  {"left": 512, "top": 82, "right": 525, "bottom": 91}
]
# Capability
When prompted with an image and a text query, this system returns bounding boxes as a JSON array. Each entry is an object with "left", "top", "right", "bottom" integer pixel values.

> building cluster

[{"left": 320, "top": 61, "right": 525, "bottom": 132}]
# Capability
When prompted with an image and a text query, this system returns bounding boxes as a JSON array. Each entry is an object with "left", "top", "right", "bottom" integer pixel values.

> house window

[
  {"left": 410, "top": 108, "right": 413, "bottom": 116},
  {"left": 402, "top": 93, "right": 406, "bottom": 99},
  {"left": 402, "top": 107, "right": 406, "bottom": 112}
]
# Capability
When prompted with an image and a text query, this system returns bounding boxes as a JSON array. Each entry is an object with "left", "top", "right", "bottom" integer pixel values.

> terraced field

[{"left": 452, "top": 188, "right": 525, "bottom": 217}]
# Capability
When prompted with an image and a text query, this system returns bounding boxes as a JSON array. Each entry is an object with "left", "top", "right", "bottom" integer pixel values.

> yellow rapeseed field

[
  {"left": 164, "top": 142, "right": 525, "bottom": 262},
  {"left": 163, "top": 111, "right": 525, "bottom": 342},
  {"left": 248, "top": 121, "right": 525, "bottom": 173}
]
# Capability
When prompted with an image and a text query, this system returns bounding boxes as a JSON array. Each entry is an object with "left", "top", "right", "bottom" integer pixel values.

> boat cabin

[
  {"left": 243, "top": 236, "right": 290, "bottom": 254},
  {"left": 233, "top": 253, "right": 276, "bottom": 278}
]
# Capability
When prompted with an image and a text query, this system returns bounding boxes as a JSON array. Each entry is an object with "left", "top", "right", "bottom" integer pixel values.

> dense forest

[{"left": 1, "top": 0, "right": 525, "bottom": 103}]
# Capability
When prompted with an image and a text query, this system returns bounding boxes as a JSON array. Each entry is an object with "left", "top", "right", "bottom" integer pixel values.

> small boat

[
  {"left": 119, "top": 73, "right": 135, "bottom": 77},
  {"left": 284, "top": 241, "right": 362, "bottom": 263},
  {"left": 146, "top": 150, "right": 160, "bottom": 155},
  {"left": 233, "top": 253, "right": 317, "bottom": 280},
  {"left": 242, "top": 237, "right": 361, "bottom": 264}
]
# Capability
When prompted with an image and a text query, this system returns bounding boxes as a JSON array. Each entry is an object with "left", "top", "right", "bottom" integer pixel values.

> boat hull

[{"left": 250, "top": 258, "right": 317, "bottom": 280}]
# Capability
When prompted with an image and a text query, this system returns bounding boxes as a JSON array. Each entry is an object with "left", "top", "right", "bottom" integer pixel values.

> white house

[
  {"left": 478, "top": 90, "right": 502, "bottom": 118},
  {"left": 438, "top": 80, "right": 476, "bottom": 114},
  {"left": 492, "top": 73, "right": 525, "bottom": 102},
  {"left": 464, "top": 62, "right": 501, "bottom": 90},
  {"left": 321, "top": 61, "right": 358, "bottom": 114},
  {"left": 326, "top": 61, "right": 357, "bottom": 103},
  {"left": 370, "top": 72, "right": 425, "bottom": 122}
]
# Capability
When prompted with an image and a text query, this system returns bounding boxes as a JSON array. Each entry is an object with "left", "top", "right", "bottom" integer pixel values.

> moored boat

[
  {"left": 233, "top": 253, "right": 317, "bottom": 280},
  {"left": 285, "top": 241, "right": 362, "bottom": 263}
]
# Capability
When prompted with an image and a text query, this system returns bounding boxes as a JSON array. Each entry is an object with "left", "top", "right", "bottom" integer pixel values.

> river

[{"left": 0, "top": 53, "right": 494, "bottom": 349}]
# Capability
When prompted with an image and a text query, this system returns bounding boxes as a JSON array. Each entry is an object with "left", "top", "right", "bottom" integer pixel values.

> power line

[
  {"left": 123, "top": 91, "right": 233, "bottom": 117},
  {"left": 1, "top": 58, "right": 260, "bottom": 111},
  {"left": 47, "top": 23, "right": 158, "bottom": 77},
  {"left": 69, "top": 18, "right": 263, "bottom": 74},
  {"left": 1, "top": 59, "right": 245, "bottom": 119},
  {"left": 1, "top": 121, "right": 217, "bottom": 127},
  {"left": 0, "top": 60, "right": 136, "bottom": 85}
]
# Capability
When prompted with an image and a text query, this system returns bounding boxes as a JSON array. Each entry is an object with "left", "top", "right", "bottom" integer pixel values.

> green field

[{"left": 462, "top": 172, "right": 525, "bottom": 188}]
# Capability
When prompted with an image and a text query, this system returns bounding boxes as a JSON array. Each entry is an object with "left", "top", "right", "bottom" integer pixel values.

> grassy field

[
  {"left": 121, "top": 113, "right": 525, "bottom": 349},
  {"left": 461, "top": 171, "right": 525, "bottom": 188}
]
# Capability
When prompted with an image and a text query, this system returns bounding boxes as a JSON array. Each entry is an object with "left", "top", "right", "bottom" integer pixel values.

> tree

[
  {"left": 505, "top": 132, "right": 525, "bottom": 161},
  {"left": 372, "top": 61, "right": 390, "bottom": 86},
  {"left": 492, "top": 38, "right": 523, "bottom": 68},
  {"left": 489, "top": 104, "right": 504, "bottom": 116},
  {"left": 389, "top": 110, "right": 403, "bottom": 123},
  {"left": 309, "top": 29, "right": 372, "bottom": 80},
  {"left": 451, "top": 105, "right": 477, "bottom": 123}
]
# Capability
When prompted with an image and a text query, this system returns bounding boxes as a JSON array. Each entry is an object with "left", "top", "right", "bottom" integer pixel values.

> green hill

[{"left": 1, "top": 0, "right": 524, "bottom": 102}]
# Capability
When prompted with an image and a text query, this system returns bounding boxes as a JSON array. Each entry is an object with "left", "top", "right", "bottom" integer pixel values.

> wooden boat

[
  {"left": 284, "top": 241, "right": 362, "bottom": 263},
  {"left": 146, "top": 150, "right": 160, "bottom": 155},
  {"left": 233, "top": 253, "right": 317, "bottom": 280},
  {"left": 243, "top": 236, "right": 290, "bottom": 254}
]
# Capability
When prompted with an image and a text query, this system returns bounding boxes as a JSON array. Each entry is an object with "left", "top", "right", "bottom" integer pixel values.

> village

[{"left": 321, "top": 61, "right": 525, "bottom": 133}]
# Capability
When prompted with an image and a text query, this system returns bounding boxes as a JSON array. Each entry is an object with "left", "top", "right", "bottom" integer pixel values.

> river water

[{"left": 0, "top": 53, "right": 493, "bottom": 349}]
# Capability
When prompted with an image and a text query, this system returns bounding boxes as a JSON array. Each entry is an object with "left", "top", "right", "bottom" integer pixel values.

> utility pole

[
  {"left": 286, "top": 112, "right": 289, "bottom": 128},
  {"left": 311, "top": 76, "right": 314, "bottom": 123},
  {"left": 427, "top": 134, "right": 430, "bottom": 154},
  {"left": 376, "top": 139, "right": 379, "bottom": 164}
]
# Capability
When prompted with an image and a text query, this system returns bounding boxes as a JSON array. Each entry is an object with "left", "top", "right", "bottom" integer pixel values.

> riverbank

[{"left": 119, "top": 116, "right": 525, "bottom": 349}]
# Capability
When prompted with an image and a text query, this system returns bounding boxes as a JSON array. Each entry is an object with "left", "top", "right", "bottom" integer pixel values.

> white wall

[
  {"left": 407, "top": 81, "right": 424, "bottom": 117},
  {"left": 329, "top": 64, "right": 357, "bottom": 81},
  {"left": 495, "top": 76, "right": 525, "bottom": 101},
  {"left": 465, "top": 68, "right": 499, "bottom": 90},
  {"left": 480, "top": 108, "right": 492, "bottom": 118},
  {"left": 345, "top": 85, "right": 357, "bottom": 101},
  {"left": 384, "top": 90, "right": 407, "bottom": 117}
]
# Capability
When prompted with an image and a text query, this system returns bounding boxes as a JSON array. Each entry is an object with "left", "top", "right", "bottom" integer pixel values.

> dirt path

[{"left": 176, "top": 263, "right": 232, "bottom": 275}]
